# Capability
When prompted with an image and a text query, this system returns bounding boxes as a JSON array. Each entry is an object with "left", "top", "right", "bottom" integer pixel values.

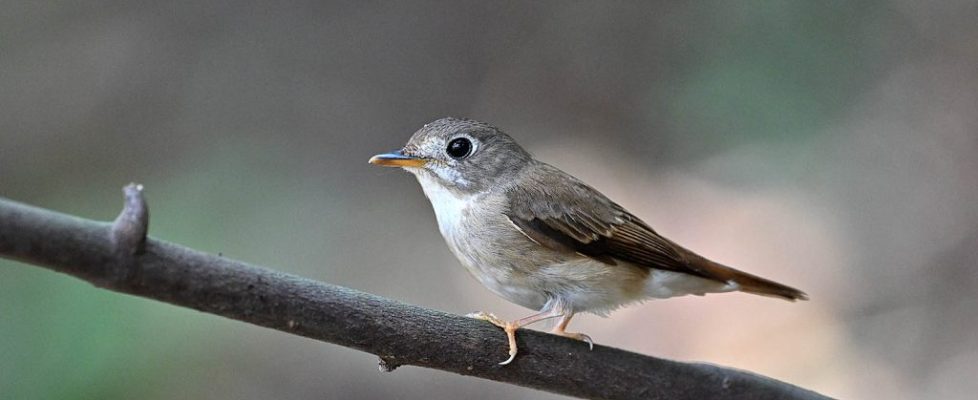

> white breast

[{"left": 415, "top": 173, "right": 475, "bottom": 239}]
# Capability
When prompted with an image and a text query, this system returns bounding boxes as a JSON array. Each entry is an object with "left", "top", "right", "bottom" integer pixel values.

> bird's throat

[{"left": 415, "top": 173, "right": 475, "bottom": 239}]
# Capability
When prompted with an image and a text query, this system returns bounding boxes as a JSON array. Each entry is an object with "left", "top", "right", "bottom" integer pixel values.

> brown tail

[
  {"left": 691, "top": 254, "right": 808, "bottom": 301},
  {"left": 727, "top": 269, "right": 808, "bottom": 301}
]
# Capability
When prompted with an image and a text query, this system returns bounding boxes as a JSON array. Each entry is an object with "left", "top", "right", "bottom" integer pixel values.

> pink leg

[{"left": 467, "top": 307, "right": 565, "bottom": 365}]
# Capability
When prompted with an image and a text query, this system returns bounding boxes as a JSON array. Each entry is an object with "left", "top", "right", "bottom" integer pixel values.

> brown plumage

[{"left": 506, "top": 162, "right": 807, "bottom": 301}]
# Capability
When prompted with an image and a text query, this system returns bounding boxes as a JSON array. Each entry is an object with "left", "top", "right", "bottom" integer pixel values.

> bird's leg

[
  {"left": 467, "top": 309, "right": 564, "bottom": 365},
  {"left": 550, "top": 313, "right": 594, "bottom": 350}
]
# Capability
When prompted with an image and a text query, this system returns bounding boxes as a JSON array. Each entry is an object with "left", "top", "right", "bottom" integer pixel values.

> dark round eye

[{"left": 446, "top": 137, "right": 472, "bottom": 159}]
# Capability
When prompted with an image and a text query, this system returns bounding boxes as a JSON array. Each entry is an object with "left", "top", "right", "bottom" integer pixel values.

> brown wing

[
  {"left": 505, "top": 163, "right": 807, "bottom": 301},
  {"left": 505, "top": 168, "right": 699, "bottom": 276}
]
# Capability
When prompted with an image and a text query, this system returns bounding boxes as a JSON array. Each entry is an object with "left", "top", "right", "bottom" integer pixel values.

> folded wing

[{"left": 505, "top": 163, "right": 807, "bottom": 301}]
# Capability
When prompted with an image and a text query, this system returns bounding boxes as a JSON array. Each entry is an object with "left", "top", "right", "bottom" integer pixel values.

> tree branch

[{"left": 0, "top": 185, "right": 832, "bottom": 400}]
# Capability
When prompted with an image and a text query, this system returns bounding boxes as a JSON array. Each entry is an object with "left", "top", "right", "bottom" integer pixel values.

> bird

[{"left": 369, "top": 117, "right": 807, "bottom": 365}]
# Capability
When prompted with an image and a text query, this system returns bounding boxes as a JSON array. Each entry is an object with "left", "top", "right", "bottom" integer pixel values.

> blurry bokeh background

[{"left": 2, "top": 1, "right": 977, "bottom": 399}]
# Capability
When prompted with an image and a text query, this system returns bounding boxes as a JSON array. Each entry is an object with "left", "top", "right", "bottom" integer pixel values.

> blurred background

[{"left": 1, "top": 1, "right": 976, "bottom": 399}]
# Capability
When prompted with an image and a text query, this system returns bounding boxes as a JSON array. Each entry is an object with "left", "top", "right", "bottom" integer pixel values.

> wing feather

[
  {"left": 504, "top": 162, "right": 808, "bottom": 301},
  {"left": 505, "top": 164, "right": 699, "bottom": 276}
]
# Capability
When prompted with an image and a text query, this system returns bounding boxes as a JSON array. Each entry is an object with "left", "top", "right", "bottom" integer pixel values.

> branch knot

[{"left": 111, "top": 183, "right": 148, "bottom": 257}]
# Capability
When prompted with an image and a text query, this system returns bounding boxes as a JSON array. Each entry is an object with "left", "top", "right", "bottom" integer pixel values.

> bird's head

[{"left": 369, "top": 117, "right": 532, "bottom": 194}]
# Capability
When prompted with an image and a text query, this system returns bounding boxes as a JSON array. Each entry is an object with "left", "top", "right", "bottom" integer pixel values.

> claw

[
  {"left": 467, "top": 311, "right": 507, "bottom": 328},
  {"left": 469, "top": 311, "right": 522, "bottom": 364},
  {"left": 499, "top": 351, "right": 517, "bottom": 365},
  {"left": 499, "top": 322, "right": 518, "bottom": 364},
  {"left": 552, "top": 329, "right": 594, "bottom": 350},
  {"left": 569, "top": 332, "right": 593, "bottom": 350},
  {"left": 582, "top": 334, "right": 594, "bottom": 350}
]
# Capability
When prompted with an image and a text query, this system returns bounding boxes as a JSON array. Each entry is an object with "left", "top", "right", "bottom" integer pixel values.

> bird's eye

[{"left": 446, "top": 137, "right": 473, "bottom": 159}]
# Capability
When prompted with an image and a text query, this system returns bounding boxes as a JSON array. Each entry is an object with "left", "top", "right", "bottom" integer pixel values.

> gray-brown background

[{"left": 2, "top": 1, "right": 977, "bottom": 399}]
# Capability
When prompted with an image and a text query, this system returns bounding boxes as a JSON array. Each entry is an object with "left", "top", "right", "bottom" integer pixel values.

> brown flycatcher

[{"left": 370, "top": 118, "right": 806, "bottom": 364}]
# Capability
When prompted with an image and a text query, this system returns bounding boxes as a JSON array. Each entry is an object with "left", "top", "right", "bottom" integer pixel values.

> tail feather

[
  {"left": 690, "top": 254, "right": 808, "bottom": 301},
  {"left": 728, "top": 271, "right": 808, "bottom": 301}
]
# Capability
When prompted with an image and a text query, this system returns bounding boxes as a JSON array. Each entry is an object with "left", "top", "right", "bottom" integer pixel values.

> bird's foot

[
  {"left": 467, "top": 311, "right": 520, "bottom": 365},
  {"left": 465, "top": 311, "right": 506, "bottom": 328},
  {"left": 551, "top": 328, "right": 594, "bottom": 350}
]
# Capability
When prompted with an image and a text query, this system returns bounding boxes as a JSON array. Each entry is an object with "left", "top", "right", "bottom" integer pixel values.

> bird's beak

[{"left": 368, "top": 149, "right": 427, "bottom": 168}]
